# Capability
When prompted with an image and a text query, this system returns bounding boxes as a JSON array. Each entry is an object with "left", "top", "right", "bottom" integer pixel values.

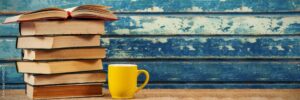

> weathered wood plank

[
  {"left": 106, "top": 15, "right": 300, "bottom": 35},
  {"left": 1, "top": 15, "right": 300, "bottom": 36},
  {"left": 102, "top": 36, "right": 300, "bottom": 58},
  {"left": 4, "top": 60, "right": 300, "bottom": 84},
  {"left": 3, "top": 36, "right": 300, "bottom": 60},
  {"left": 0, "top": 16, "right": 19, "bottom": 36},
  {"left": 0, "top": 0, "right": 299, "bottom": 12},
  {"left": 0, "top": 38, "right": 21, "bottom": 60},
  {"left": 3, "top": 83, "right": 300, "bottom": 89}
]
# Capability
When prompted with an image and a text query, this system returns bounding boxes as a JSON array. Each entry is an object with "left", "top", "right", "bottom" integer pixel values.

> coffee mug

[{"left": 108, "top": 64, "right": 149, "bottom": 99}]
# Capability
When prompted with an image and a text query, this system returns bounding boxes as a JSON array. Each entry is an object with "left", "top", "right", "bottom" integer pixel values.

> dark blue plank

[
  {"left": 4, "top": 60, "right": 300, "bottom": 83},
  {"left": 101, "top": 36, "right": 300, "bottom": 58},
  {"left": 0, "top": 0, "right": 299, "bottom": 12},
  {"left": 4, "top": 83, "right": 300, "bottom": 89},
  {"left": 2, "top": 36, "right": 300, "bottom": 59},
  {"left": 1, "top": 15, "right": 300, "bottom": 36}
]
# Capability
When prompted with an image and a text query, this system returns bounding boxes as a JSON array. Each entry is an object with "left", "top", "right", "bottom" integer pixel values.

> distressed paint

[
  {"left": 2, "top": 36, "right": 300, "bottom": 59},
  {"left": 101, "top": 36, "right": 300, "bottom": 59},
  {"left": 4, "top": 61, "right": 300, "bottom": 83},
  {"left": 0, "top": 0, "right": 300, "bottom": 12},
  {"left": 1, "top": 15, "right": 300, "bottom": 36},
  {"left": 0, "top": 38, "right": 21, "bottom": 60},
  {"left": 0, "top": 15, "right": 19, "bottom": 36},
  {"left": 106, "top": 16, "right": 300, "bottom": 35}
]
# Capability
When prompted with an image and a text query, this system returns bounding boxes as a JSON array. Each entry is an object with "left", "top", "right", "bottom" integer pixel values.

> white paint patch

[
  {"left": 101, "top": 38, "right": 110, "bottom": 44},
  {"left": 113, "top": 29, "right": 130, "bottom": 34},
  {"left": 143, "top": 38, "right": 168, "bottom": 44},
  {"left": 158, "top": 48, "right": 161, "bottom": 51},
  {"left": 218, "top": 46, "right": 224, "bottom": 50},
  {"left": 184, "top": 6, "right": 203, "bottom": 12},
  {"left": 225, "top": 6, "right": 253, "bottom": 12},
  {"left": 136, "top": 6, "right": 164, "bottom": 12},
  {"left": 275, "top": 45, "right": 285, "bottom": 51},
  {"left": 199, "top": 38, "right": 207, "bottom": 43},
  {"left": 247, "top": 38, "right": 257, "bottom": 43},
  {"left": 186, "top": 45, "right": 196, "bottom": 51},
  {"left": 225, "top": 45, "right": 235, "bottom": 51},
  {"left": 268, "top": 46, "right": 273, "bottom": 50}
]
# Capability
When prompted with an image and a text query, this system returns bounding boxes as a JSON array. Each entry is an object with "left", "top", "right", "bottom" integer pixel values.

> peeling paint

[
  {"left": 225, "top": 45, "right": 235, "bottom": 51},
  {"left": 225, "top": 6, "right": 253, "bottom": 12},
  {"left": 136, "top": 6, "right": 164, "bottom": 12},
  {"left": 275, "top": 45, "right": 285, "bottom": 51},
  {"left": 186, "top": 45, "right": 196, "bottom": 51},
  {"left": 109, "top": 16, "right": 300, "bottom": 35},
  {"left": 184, "top": 6, "right": 203, "bottom": 12}
]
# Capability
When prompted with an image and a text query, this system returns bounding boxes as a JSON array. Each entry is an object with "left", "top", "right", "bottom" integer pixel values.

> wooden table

[{"left": 1, "top": 89, "right": 300, "bottom": 100}]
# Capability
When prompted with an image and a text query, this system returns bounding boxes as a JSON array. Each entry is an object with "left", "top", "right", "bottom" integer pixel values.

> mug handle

[{"left": 136, "top": 70, "right": 149, "bottom": 93}]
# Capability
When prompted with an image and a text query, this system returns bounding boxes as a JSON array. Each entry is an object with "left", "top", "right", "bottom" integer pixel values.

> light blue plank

[
  {"left": 1, "top": 15, "right": 300, "bottom": 36},
  {"left": 4, "top": 60, "right": 300, "bottom": 83},
  {"left": 2, "top": 63, "right": 22, "bottom": 84},
  {"left": 4, "top": 83, "right": 300, "bottom": 89},
  {"left": 0, "top": 0, "right": 299, "bottom": 12},
  {"left": 0, "top": 15, "right": 19, "bottom": 36},
  {"left": 101, "top": 36, "right": 300, "bottom": 58},
  {"left": 0, "top": 38, "right": 21, "bottom": 60}
]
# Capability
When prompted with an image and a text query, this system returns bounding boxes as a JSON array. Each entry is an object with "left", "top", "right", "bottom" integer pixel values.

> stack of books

[{"left": 4, "top": 5, "right": 117, "bottom": 99}]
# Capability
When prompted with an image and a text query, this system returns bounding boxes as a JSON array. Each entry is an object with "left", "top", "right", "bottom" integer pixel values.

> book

[
  {"left": 26, "top": 83, "right": 103, "bottom": 99},
  {"left": 24, "top": 72, "right": 106, "bottom": 85},
  {"left": 20, "top": 20, "right": 105, "bottom": 36},
  {"left": 18, "top": 35, "right": 100, "bottom": 49},
  {"left": 23, "top": 47, "right": 106, "bottom": 60},
  {"left": 4, "top": 4, "right": 117, "bottom": 23},
  {"left": 17, "top": 59, "right": 103, "bottom": 74}
]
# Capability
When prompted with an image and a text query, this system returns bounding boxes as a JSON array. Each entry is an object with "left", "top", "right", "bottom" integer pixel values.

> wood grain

[{"left": 1, "top": 89, "right": 300, "bottom": 100}]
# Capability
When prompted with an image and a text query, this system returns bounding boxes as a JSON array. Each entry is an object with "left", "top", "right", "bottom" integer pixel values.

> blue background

[{"left": 0, "top": 0, "right": 300, "bottom": 89}]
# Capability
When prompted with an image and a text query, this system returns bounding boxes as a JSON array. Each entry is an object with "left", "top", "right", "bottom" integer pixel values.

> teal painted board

[
  {"left": 0, "top": 0, "right": 299, "bottom": 12},
  {"left": 0, "top": 15, "right": 19, "bottom": 36},
  {"left": 4, "top": 60, "right": 300, "bottom": 83},
  {"left": 3, "top": 83, "right": 300, "bottom": 89},
  {"left": 1, "top": 15, "right": 300, "bottom": 36},
  {"left": 101, "top": 36, "right": 300, "bottom": 59},
  {"left": 0, "top": 38, "right": 21, "bottom": 60},
  {"left": 106, "top": 15, "right": 300, "bottom": 35},
  {"left": 2, "top": 63, "right": 22, "bottom": 84}
]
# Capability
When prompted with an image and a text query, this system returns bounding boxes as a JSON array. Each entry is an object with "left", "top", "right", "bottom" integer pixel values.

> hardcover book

[
  {"left": 4, "top": 5, "right": 117, "bottom": 23},
  {"left": 23, "top": 47, "right": 106, "bottom": 60},
  {"left": 26, "top": 83, "right": 103, "bottom": 99},
  {"left": 24, "top": 72, "right": 106, "bottom": 85},
  {"left": 18, "top": 35, "right": 100, "bottom": 49},
  {"left": 19, "top": 20, "right": 105, "bottom": 36},
  {"left": 17, "top": 59, "right": 103, "bottom": 74}
]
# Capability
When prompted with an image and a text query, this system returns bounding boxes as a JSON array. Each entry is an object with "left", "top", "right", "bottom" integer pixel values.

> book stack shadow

[{"left": 16, "top": 20, "right": 107, "bottom": 99}]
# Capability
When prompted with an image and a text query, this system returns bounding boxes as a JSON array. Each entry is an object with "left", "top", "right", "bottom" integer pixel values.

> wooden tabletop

[{"left": 1, "top": 89, "right": 300, "bottom": 100}]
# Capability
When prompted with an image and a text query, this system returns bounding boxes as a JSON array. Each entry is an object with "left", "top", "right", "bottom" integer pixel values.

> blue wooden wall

[{"left": 1, "top": 0, "right": 300, "bottom": 89}]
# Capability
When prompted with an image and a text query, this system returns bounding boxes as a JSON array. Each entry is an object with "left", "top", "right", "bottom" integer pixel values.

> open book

[{"left": 4, "top": 5, "right": 118, "bottom": 23}]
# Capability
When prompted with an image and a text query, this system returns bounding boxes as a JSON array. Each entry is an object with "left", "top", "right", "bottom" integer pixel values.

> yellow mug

[{"left": 108, "top": 64, "right": 149, "bottom": 99}]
